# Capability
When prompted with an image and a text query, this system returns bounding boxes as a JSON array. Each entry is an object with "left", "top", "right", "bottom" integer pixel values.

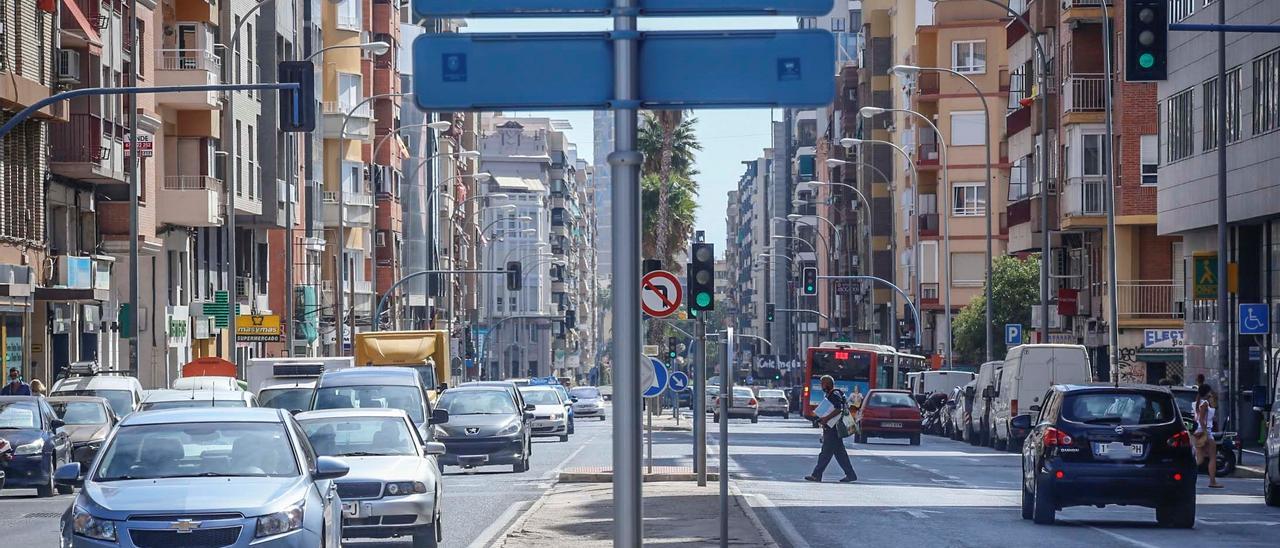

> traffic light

[
  {"left": 564, "top": 309, "right": 576, "bottom": 329},
  {"left": 1124, "top": 0, "right": 1168, "bottom": 82},
  {"left": 801, "top": 266, "right": 818, "bottom": 296},
  {"left": 505, "top": 261, "right": 522, "bottom": 291},
  {"left": 688, "top": 243, "right": 715, "bottom": 311},
  {"left": 667, "top": 336, "right": 678, "bottom": 360},
  {"left": 277, "top": 61, "right": 316, "bottom": 132},
  {"left": 765, "top": 303, "right": 775, "bottom": 322}
]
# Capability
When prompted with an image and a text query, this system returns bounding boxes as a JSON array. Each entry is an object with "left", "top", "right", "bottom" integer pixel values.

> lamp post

[
  {"left": 892, "top": 64, "right": 996, "bottom": 363},
  {"left": 861, "top": 106, "right": 952, "bottom": 368}
]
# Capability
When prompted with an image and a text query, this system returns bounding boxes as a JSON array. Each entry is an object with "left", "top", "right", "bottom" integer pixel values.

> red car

[{"left": 856, "top": 389, "right": 922, "bottom": 445}]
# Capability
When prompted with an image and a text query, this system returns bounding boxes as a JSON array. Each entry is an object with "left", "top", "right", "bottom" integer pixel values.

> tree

[
  {"left": 951, "top": 254, "right": 1041, "bottom": 364},
  {"left": 639, "top": 113, "right": 700, "bottom": 178},
  {"left": 638, "top": 112, "right": 702, "bottom": 267},
  {"left": 641, "top": 173, "right": 698, "bottom": 266}
]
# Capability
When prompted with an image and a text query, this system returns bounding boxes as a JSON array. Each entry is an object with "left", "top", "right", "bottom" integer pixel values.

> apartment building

[
  {"left": 728, "top": 157, "right": 773, "bottom": 363},
  {"left": 1158, "top": 0, "right": 1280, "bottom": 444}
]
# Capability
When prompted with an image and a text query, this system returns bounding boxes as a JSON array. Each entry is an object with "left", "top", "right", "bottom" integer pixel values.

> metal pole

[
  {"left": 1216, "top": 0, "right": 1232, "bottom": 432},
  {"left": 646, "top": 397, "right": 653, "bottom": 474},
  {"left": 128, "top": 0, "right": 139, "bottom": 373},
  {"left": 610, "top": 0, "right": 643, "bottom": 541},
  {"left": 719, "top": 327, "right": 733, "bottom": 548},
  {"left": 1101, "top": 4, "right": 1120, "bottom": 384},
  {"left": 695, "top": 316, "right": 707, "bottom": 486}
]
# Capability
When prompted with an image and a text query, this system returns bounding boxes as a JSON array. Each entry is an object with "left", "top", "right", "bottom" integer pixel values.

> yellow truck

[{"left": 354, "top": 330, "right": 451, "bottom": 400}]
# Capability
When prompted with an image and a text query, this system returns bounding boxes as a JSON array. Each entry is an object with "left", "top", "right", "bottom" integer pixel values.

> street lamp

[
  {"left": 859, "top": 107, "right": 953, "bottom": 368},
  {"left": 893, "top": 63, "right": 996, "bottom": 363}
]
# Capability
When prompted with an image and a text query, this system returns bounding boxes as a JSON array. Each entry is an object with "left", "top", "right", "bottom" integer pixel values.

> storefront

[
  {"left": 0, "top": 265, "right": 35, "bottom": 380},
  {"left": 1137, "top": 329, "right": 1185, "bottom": 385}
]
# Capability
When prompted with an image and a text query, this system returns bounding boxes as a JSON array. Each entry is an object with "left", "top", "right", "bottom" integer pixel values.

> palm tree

[
  {"left": 639, "top": 113, "right": 700, "bottom": 178},
  {"left": 641, "top": 173, "right": 698, "bottom": 265},
  {"left": 638, "top": 112, "right": 702, "bottom": 266}
]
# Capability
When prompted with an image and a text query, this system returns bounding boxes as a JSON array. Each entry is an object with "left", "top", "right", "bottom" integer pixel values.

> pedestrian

[
  {"left": 1193, "top": 383, "right": 1224, "bottom": 489},
  {"left": 0, "top": 367, "right": 31, "bottom": 396},
  {"left": 30, "top": 378, "right": 46, "bottom": 397},
  {"left": 805, "top": 375, "right": 857, "bottom": 483}
]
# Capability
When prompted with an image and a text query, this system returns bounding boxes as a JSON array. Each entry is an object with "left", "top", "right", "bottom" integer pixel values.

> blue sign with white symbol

[
  {"left": 413, "top": 30, "right": 834, "bottom": 111},
  {"left": 1005, "top": 324, "right": 1023, "bottom": 346},
  {"left": 668, "top": 371, "right": 690, "bottom": 393},
  {"left": 1239, "top": 303, "right": 1270, "bottom": 335},
  {"left": 414, "top": 0, "right": 834, "bottom": 18},
  {"left": 643, "top": 357, "right": 668, "bottom": 398}
]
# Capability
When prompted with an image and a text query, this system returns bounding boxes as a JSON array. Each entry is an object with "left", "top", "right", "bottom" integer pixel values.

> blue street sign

[
  {"left": 643, "top": 357, "right": 668, "bottom": 398},
  {"left": 415, "top": 0, "right": 833, "bottom": 18},
  {"left": 668, "top": 371, "right": 690, "bottom": 393},
  {"left": 1239, "top": 303, "right": 1270, "bottom": 335},
  {"left": 413, "top": 30, "right": 834, "bottom": 111},
  {"left": 1005, "top": 324, "right": 1023, "bottom": 346}
]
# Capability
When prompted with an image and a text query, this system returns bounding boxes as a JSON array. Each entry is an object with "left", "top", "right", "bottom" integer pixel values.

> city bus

[
  {"left": 804, "top": 344, "right": 878, "bottom": 425},
  {"left": 896, "top": 353, "right": 929, "bottom": 388}
]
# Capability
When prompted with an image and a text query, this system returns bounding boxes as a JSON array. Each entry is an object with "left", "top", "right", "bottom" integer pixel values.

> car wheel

[
  {"left": 1020, "top": 478, "right": 1034, "bottom": 520},
  {"left": 994, "top": 434, "right": 1008, "bottom": 452},
  {"left": 559, "top": 434, "right": 569, "bottom": 442},
  {"left": 713, "top": 414, "right": 720, "bottom": 423},
  {"left": 513, "top": 455, "right": 529, "bottom": 473},
  {"left": 751, "top": 415, "right": 758, "bottom": 424},
  {"left": 855, "top": 433, "right": 867, "bottom": 444},
  {"left": 1155, "top": 491, "right": 1196, "bottom": 529},
  {"left": 1264, "top": 468, "right": 1280, "bottom": 507},
  {"left": 412, "top": 523, "right": 440, "bottom": 548},
  {"left": 783, "top": 412, "right": 790, "bottom": 420},
  {"left": 601, "top": 416, "right": 607, "bottom": 421},
  {"left": 37, "top": 454, "right": 56, "bottom": 498},
  {"left": 569, "top": 420, "right": 575, "bottom": 435},
  {"left": 1031, "top": 474, "right": 1055, "bottom": 525},
  {"left": 910, "top": 433, "right": 921, "bottom": 446},
  {"left": 1216, "top": 446, "right": 1236, "bottom": 477}
]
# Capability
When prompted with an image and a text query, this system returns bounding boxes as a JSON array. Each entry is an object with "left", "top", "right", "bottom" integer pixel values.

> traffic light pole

[{"left": 694, "top": 316, "right": 707, "bottom": 486}]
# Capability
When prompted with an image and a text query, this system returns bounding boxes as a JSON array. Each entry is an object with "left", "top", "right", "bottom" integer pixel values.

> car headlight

[
  {"left": 497, "top": 422, "right": 521, "bottom": 436},
  {"left": 384, "top": 481, "right": 428, "bottom": 496},
  {"left": 15, "top": 438, "right": 44, "bottom": 455},
  {"left": 432, "top": 425, "right": 450, "bottom": 438},
  {"left": 72, "top": 507, "right": 117, "bottom": 542},
  {"left": 255, "top": 503, "right": 304, "bottom": 538},
  {"left": 550, "top": 413, "right": 564, "bottom": 421}
]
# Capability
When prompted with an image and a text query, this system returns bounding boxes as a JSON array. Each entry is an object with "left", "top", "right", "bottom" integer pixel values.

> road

[{"left": 7, "top": 406, "right": 1277, "bottom": 547}]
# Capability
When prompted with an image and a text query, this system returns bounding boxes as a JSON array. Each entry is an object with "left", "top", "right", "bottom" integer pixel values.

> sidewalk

[
  {"left": 642, "top": 409, "right": 695, "bottom": 432},
  {"left": 494, "top": 481, "right": 778, "bottom": 547}
]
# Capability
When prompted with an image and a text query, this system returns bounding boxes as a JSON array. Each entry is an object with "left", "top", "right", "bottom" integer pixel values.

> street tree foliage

[
  {"left": 639, "top": 112, "right": 702, "bottom": 268},
  {"left": 952, "top": 254, "right": 1041, "bottom": 364},
  {"left": 640, "top": 173, "right": 698, "bottom": 271}
]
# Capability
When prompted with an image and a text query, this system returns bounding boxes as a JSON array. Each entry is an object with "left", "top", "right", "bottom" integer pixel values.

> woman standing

[{"left": 1194, "top": 383, "right": 1224, "bottom": 488}]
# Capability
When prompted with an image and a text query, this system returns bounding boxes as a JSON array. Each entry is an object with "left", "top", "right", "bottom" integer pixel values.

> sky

[{"left": 463, "top": 16, "right": 794, "bottom": 254}]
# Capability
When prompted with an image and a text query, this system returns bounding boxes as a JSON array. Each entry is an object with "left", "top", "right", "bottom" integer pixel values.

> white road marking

[
  {"left": 466, "top": 501, "right": 531, "bottom": 548},
  {"left": 742, "top": 492, "right": 811, "bottom": 548},
  {"left": 1077, "top": 524, "right": 1164, "bottom": 548},
  {"left": 542, "top": 431, "right": 598, "bottom": 479}
]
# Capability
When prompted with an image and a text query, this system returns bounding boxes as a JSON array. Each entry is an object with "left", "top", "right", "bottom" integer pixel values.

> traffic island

[
  {"left": 558, "top": 466, "right": 719, "bottom": 483},
  {"left": 494, "top": 481, "right": 778, "bottom": 547}
]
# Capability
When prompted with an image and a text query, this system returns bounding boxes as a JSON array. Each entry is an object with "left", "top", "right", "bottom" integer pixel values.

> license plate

[
  {"left": 342, "top": 502, "right": 359, "bottom": 518},
  {"left": 882, "top": 422, "right": 903, "bottom": 428},
  {"left": 1094, "top": 441, "right": 1144, "bottom": 459}
]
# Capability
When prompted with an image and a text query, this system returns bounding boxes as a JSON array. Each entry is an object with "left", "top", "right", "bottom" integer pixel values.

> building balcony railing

[
  {"left": 1063, "top": 177, "right": 1107, "bottom": 217},
  {"left": 1115, "top": 280, "right": 1184, "bottom": 321},
  {"left": 159, "top": 176, "right": 223, "bottom": 227},
  {"left": 917, "top": 213, "right": 939, "bottom": 237},
  {"left": 158, "top": 49, "right": 220, "bottom": 72},
  {"left": 920, "top": 283, "right": 940, "bottom": 305},
  {"left": 917, "top": 142, "right": 940, "bottom": 166},
  {"left": 1063, "top": 74, "right": 1107, "bottom": 113},
  {"left": 164, "top": 175, "right": 222, "bottom": 191},
  {"left": 322, "top": 101, "right": 372, "bottom": 140},
  {"left": 155, "top": 49, "right": 221, "bottom": 109},
  {"left": 917, "top": 71, "right": 940, "bottom": 96}
]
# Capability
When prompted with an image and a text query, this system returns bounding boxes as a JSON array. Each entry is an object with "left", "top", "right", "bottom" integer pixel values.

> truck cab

[{"left": 354, "top": 330, "right": 451, "bottom": 401}]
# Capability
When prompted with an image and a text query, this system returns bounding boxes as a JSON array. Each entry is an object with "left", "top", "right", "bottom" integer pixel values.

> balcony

[
  {"left": 1115, "top": 280, "right": 1184, "bottom": 326},
  {"left": 1006, "top": 103, "right": 1032, "bottom": 136},
  {"left": 1062, "top": 0, "right": 1111, "bottom": 24},
  {"left": 159, "top": 176, "right": 224, "bottom": 227},
  {"left": 322, "top": 190, "right": 375, "bottom": 227},
  {"left": 917, "top": 213, "right": 940, "bottom": 238},
  {"left": 1063, "top": 177, "right": 1107, "bottom": 218},
  {"left": 917, "top": 142, "right": 940, "bottom": 167},
  {"left": 1062, "top": 74, "right": 1106, "bottom": 114},
  {"left": 920, "top": 283, "right": 940, "bottom": 306},
  {"left": 155, "top": 49, "right": 221, "bottom": 109},
  {"left": 322, "top": 101, "right": 372, "bottom": 140},
  {"left": 49, "top": 114, "right": 126, "bottom": 184},
  {"left": 916, "top": 71, "right": 940, "bottom": 98}
]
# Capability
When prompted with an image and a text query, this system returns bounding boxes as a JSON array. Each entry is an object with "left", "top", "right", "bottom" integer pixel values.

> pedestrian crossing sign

[{"left": 1192, "top": 253, "right": 1217, "bottom": 299}]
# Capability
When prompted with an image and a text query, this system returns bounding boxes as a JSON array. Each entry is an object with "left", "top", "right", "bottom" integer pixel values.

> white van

[
  {"left": 967, "top": 360, "right": 1003, "bottom": 446},
  {"left": 990, "top": 344, "right": 1093, "bottom": 451},
  {"left": 918, "top": 370, "right": 976, "bottom": 397}
]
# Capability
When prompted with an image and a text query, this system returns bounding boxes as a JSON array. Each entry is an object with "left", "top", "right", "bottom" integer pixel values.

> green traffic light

[
  {"left": 1139, "top": 53, "right": 1154, "bottom": 69},
  {"left": 696, "top": 292, "right": 712, "bottom": 307}
]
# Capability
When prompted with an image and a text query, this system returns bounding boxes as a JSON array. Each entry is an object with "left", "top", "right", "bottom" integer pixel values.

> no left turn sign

[{"left": 641, "top": 270, "right": 682, "bottom": 318}]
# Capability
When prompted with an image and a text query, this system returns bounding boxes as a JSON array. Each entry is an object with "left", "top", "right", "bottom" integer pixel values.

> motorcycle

[
  {"left": 920, "top": 394, "right": 950, "bottom": 436},
  {"left": 1181, "top": 417, "right": 1237, "bottom": 476}
]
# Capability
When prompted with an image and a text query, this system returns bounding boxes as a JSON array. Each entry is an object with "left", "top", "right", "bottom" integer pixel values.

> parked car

[
  {"left": 548, "top": 383, "right": 577, "bottom": 435},
  {"left": 46, "top": 396, "right": 118, "bottom": 479},
  {"left": 951, "top": 381, "right": 977, "bottom": 442},
  {"left": 713, "top": 386, "right": 759, "bottom": 423},
  {"left": 518, "top": 386, "right": 570, "bottom": 442},
  {"left": 570, "top": 386, "right": 607, "bottom": 421},
  {"left": 139, "top": 389, "right": 259, "bottom": 411},
  {"left": 0, "top": 396, "right": 72, "bottom": 496},
  {"left": 432, "top": 385, "right": 532, "bottom": 472},
  {"left": 855, "top": 390, "right": 922, "bottom": 445},
  {"left": 968, "top": 360, "right": 1004, "bottom": 446},
  {"left": 258, "top": 380, "right": 320, "bottom": 413},
  {"left": 55, "top": 407, "right": 348, "bottom": 547},
  {"left": 312, "top": 367, "right": 442, "bottom": 441},
  {"left": 756, "top": 389, "right": 790, "bottom": 419},
  {"left": 1020, "top": 385, "right": 1195, "bottom": 527},
  {"left": 297, "top": 408, "right": 447, "bottom": 546},
  {"left": 706, "top": 386, "right": 720, "bottom": 414},
  {"left": 172, "top": 375, "right": 245, "bottom": 392},
  {"left": 992, "top": 345, "right": 1093, "bottom": 452},
  {"left": 50, "top": 373, "right": 145, "bottom": 419}
]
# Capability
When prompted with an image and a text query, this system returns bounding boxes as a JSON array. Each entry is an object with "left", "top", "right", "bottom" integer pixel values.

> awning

[
  {"left": 60, "top": 0, "right": 103, "bottom": 55},
  {"left": 492, "top": 174, "right": 546, "bottom": 193}
]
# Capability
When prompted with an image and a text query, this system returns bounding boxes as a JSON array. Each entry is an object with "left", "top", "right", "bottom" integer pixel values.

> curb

[
  {"left": 731, "top": 483, "right": 782, "bottom": 548},
  {"left": 558, "top": 471, "right": 721, "bottom": 483},
  {"left": 1235, "top": 464, "right": 1265, "bottom": 480},
  {"left": 490, "top": 485, "right": 558, "bottom": 548}
]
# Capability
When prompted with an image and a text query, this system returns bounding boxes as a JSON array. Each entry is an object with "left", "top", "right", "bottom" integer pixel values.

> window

[
  {"left": 337, "top": 0, "right": 362, "bottom": 31},
  {"left": 952, "top": 40, "right": 986, "bottom": 74},
  {"left": 1253, "top": 48, "right": 1280, "bottom": 135},
  {"left": 920, "top": 241, "right": 938, "bottom": 284},
  {"left": 1140, "top": 135, "right": 1158, "bottom": 186},
  {"left": 1204, "top": 67, "right": 1242, "bottom": 149},
  {"left": 1170, "top": 0, "right": 1195, "bottom": 22},
  {"left": 952, "top": 183, "right": 986, "bottom": 216},
  {"left": 338, "top": 72, "right": 364, "bottom": 115},
  {"left": 832, "top": 19, "right": 846, "bottom": 32},
  {"left": 1080, "top": 134, "right": 1108, "bottom": 176},
  {"left": 951, "top": 252, "right": 985, "bottom": 287},
  {"left": 1166, "top": 88, "right": 1195, "bottom": 162},
  {"left": 950, "top": 111, "right": 985, "bottom": 146},
  {"left": 341, "top": 161, "right": 362, "bottom": 194},
  {"left": 1009, "top": 156, "right": 1028, "bottom": 200},
  {"left": 375, "top": 231, "right": 386, "bottom": 247}
]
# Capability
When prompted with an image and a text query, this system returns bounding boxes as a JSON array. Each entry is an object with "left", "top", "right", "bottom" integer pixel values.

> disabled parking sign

[{"left": 1239, "top": 303, "right": 1269, "bottom": 335}]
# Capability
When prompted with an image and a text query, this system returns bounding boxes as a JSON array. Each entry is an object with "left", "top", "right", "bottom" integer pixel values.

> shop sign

[
  {"left": 236, "top": 314, "right": 284, "bottom": 342},
  {"left": 166, "top": 306, "right": 190, "bottom": 348},
  {"left": 193, "top": 316, "right": 211, "bottom": 340},
  {"left": 1142, "top": 329, "right": 1184, "bottom": 350}
]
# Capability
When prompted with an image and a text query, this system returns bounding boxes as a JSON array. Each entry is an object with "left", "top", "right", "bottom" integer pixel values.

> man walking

[
  {"left": 1, "top": 367, "right": 31, "bottom": 396},
  {"left": 805, "top": 375, "right": 857, "bottom": 483}
]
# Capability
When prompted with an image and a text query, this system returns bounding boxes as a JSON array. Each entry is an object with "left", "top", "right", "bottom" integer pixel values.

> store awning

[{"left": 492, "top": 174, "right": 546, "bottom": 193}]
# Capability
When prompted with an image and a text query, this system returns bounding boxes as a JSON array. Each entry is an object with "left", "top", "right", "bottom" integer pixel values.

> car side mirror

[
  {"left": 289, "top": 409, "right": 304, "bottom": 416},
  {"left": 524, "top": 412, "right": 535, "bottom": 421},
  {"left": 525, "top": 403, "right": 537, "bottom": 411},
  {"left": 423, "top": 442, "right": 447, "bottom": 456},
  {"left": 571, "top": 396, "right": 579, "bottom": 403},
  {"left": 54, "top": 462, "right": 83, "bottom": 488},
  {"left": 429, "top": 408, "right": 450, "bottom": 425},
  {"left": 50, "top": 418, "right": 66, "bottom": 430},
  {"left": 313, "top": 456, "right": 350, "bottom": 481},
  {"left": 1029, "top": 404, "right": 1042, "bottom": 413},
  {"left": 1010, "top": 415, "right": 1032, "bottom": 431}
]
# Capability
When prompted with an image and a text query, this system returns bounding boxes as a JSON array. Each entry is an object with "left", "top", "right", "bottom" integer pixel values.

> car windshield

[
  {"left": 313, "top": 385, "right": 425, "bottom": 424},
  {"left": 58, "top": 389, "right": 133, "bottom": 417},
  {"left": 300, "top": 416, "right": 418, "bottom": 457},
  {"left": 50, "top": 401, "right": 108, "bottom": 425},
  {"left": 141, "top": 399, "right": 248, "bottom": 411},
  {"left": 95, "top": 422, "right": 299, "bottom": 481},
  {"left": 1171, "top": 391, "right": 1197, "bottom": 416},
  {"left": 437, "top": 390, "right": 517, "bottom": 415},
  {"left": 520, "top": 389, "right": 562, "bottom": 406},
  {"left": 1063, "top": 392, "right": 1176, "bottom": 425},
  {"left": 259, "top": 388, "right": 315, "bottom": 412},
  {"left": 868, "top": 393, "right": 916, "bottom": 408},
  {"left": 759, "top": 390, "right": 785, "bottom": 398},
  {"left": 570, "top": 387, "right": 600, "bottom": 399},
  {"left": 0, "top": 401, "right": 38, "bottom": 429},
  {"left": 733, "top": 388, "right": 754, "bottom": 398}
]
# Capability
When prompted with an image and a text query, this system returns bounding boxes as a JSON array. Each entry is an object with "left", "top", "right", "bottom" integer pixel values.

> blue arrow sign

[
  {"left": 415, "top": 0, "right": 833, "bottom": 18},
  {"left": 668, "top": 371, "right": 690, "bottom": 393},
  {"left": 643, "top": 357, "right": 668, "bottom": 398},
  {"left": 1239, "top": 303, "right": 1270, "bottom": 335},
  {"left": 1005, "top": 324, "right": 1023, "bottom": 346},
  {"left": 413, "top": 30, "right": 834, "bottom": 111}
]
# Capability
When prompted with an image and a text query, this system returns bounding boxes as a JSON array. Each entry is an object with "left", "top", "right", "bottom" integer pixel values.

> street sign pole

[
  {"left": 611, "top": 0, "right": 643, "bottom": 543},
  {"left": 694, "top": 316, "right": 707, "bottom": 486},
  {"left": 719, "top": 327, "right": 733, "bottom": 548}
]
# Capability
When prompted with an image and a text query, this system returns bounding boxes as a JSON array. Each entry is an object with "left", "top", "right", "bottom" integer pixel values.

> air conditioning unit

[{"left": 57, "top": 49, "right": 82, "bottom": 83}]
